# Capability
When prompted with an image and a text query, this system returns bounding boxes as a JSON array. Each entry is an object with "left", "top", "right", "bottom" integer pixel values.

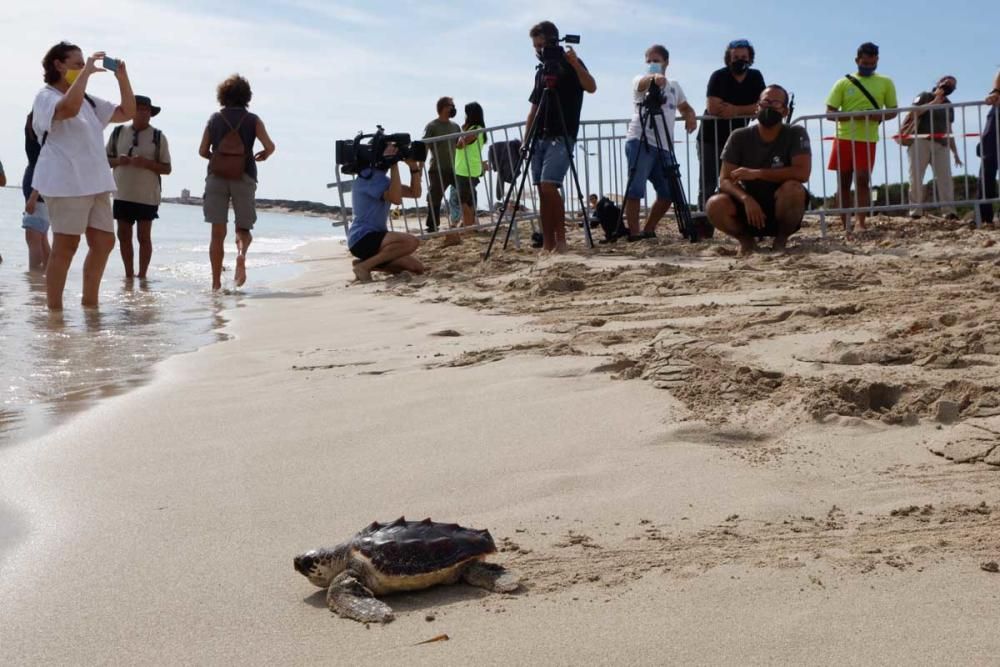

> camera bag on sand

[
  {"left": 209, "top": 112, "right": 248, "bottom": 180},
  {"left": 594, "top": 196, "right": 622, "bottom": 241}
]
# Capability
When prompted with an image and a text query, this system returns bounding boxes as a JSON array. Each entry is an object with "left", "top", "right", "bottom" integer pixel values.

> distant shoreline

[{"left": 162, "top": 196, "right": 351, "bottom": 219}]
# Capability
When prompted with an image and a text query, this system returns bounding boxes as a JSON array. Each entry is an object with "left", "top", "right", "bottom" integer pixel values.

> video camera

[
  {"left": 335, "top": 126, "right": 427, "bottom": 176},
  {"left": 539, "top": 33, "right": 581, "bottom": 77}
]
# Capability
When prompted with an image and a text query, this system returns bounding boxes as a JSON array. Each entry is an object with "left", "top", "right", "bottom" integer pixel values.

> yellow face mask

[{"left": 65, "top": 68, "right": 82, "bottom": 85}]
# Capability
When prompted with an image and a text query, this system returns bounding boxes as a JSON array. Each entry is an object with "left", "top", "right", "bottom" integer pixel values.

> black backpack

[
  {"left": 488, "top": 139, "right": 523, "bottom": 197},
  {"left": 594, "top": 197, "right": 622, "bottom": 241}
]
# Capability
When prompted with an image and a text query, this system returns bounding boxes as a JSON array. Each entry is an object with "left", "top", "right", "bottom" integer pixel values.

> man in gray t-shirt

[
  {"left": 707, "top": 84, "right": 811, "bottom": 255},
  {"left": 422, "top": 96, "right": 461, "bottom": 232}
]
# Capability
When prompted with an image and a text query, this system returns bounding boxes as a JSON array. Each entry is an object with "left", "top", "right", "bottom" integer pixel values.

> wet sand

[{"left": 2, "top": 217, "right": 999, "bottom": 665}]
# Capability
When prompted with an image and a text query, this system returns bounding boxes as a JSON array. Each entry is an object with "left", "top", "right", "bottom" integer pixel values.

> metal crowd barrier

[{"left": 329, "top": 101, "right": 999, "bottom": 240}]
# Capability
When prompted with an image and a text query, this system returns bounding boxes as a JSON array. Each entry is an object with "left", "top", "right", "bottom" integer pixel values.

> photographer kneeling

[
  {"left": 707, "top": 85, "right": 811, "bottom": 256},
  {"left": 347, "top": 145, "right": 425, "bottom": 283}
]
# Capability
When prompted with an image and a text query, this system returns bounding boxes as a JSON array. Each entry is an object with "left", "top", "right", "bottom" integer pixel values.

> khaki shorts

[
  {"left": 203, "top": 173, "right": 257, "bottom": 230},
  {"left": 46, "top": 193, "right": 114, "bottom": 236}
]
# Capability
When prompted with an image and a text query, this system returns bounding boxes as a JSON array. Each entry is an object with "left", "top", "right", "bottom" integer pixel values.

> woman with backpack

[
  {"left": 452, "top": 102, "right": 487, "bottom": 236},
  {"left": 31, "top": 42, "right": 136, "bottom": 311},
  {"left": 198, "top": 74, "right": 276, "bottom": 290}
]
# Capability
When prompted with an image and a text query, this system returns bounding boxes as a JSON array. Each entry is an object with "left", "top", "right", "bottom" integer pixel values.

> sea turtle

[{"left": 294, "top": 517, "right": 520, "bottom": 623}]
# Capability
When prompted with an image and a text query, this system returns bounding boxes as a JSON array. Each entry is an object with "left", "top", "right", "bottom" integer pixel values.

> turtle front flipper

[
  {"left": 327, "top": 572, "right": 394, "bottom": 623},
  {"left": 462, "top": 561, "right": 520, "bottom": 593}
]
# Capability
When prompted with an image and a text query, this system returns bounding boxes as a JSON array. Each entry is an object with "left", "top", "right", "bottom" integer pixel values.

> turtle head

[{"left": 293, "top": 544, "right": 348, "bottom": 587}]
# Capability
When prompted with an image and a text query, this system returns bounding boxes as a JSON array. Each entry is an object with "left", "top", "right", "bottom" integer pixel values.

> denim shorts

[
  {"left": 625, "top": 139, "right": 674, "bottom": 201},
  {"left": 22, "top": 202, "right": 51, "bottom": 234},
  {"left": 531, "top": 138, "right": 573, "bottom": 185}
]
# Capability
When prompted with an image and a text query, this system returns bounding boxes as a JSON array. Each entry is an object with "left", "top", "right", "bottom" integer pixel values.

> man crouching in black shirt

[
  {"left": 525, "top": 21, "right": 596, "bottom": 254},
  {"left": 707, "top": 85, "right": 811, "bottom": 256}
]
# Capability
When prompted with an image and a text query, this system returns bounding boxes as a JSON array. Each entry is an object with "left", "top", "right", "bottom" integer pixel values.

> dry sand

[{"left": 2, "top": 216, "right": 1000, "bottom": 665}]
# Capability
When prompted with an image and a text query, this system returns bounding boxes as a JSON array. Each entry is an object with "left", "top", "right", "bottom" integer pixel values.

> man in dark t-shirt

[
  {"left": 707, "top": 85, "right": 811, "bottom": 256},
  {"left": 902, "top": 76, "right": 962, "bottom": 218},
  {"left": 697, "top": 39, "right": 766, "bottom": 211},
  {"left": 421, "top": 96, "right": 461, "bottom": 233},
  {"left": 525, "top": 20, "right": 596, "bottom": 253}
]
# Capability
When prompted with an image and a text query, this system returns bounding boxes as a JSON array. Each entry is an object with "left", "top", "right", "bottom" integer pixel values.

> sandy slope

[{"left": 1, "top": 220, "right": 999, "bottom": 665}]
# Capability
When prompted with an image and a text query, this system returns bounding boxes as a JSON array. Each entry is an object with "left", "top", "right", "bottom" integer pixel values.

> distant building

[{"left": 181, "top": 188, "right": 191, "bottom": 203}]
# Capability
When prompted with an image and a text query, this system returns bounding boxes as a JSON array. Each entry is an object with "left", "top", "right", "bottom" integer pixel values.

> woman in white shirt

[{"left": 31, "top": 41, "right": 135, "bottom": 311}]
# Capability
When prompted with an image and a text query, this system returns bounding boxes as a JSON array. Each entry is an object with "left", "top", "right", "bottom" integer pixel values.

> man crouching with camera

[{"left": 346, "top": 146, "right": 425, "bottom": 283}]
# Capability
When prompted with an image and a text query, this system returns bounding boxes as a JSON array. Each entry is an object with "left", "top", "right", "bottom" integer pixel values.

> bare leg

[
  {"left": 25, "top": 230, "right": 47, "bottom": 271},
  {"left": 772, "top": 182, "right": 807, "bottom": 252},
  {"left": 136, "top": 220, "right": 153, "bottom": 279},
  {"left": 81, "top": 228, "right": 115, "bottom": 308},
  {"left": 354, "top": 232, "right": 421, "bottom": 283},
  {"left": 209, "top": 224, "right": 227, "bottom": 291},
  {"left": 837, "top": 170, "right": 854, "bottom": 230},
  {"left": 855, "top": 171, "right": 871, "bottom": 229},
  {"left": 644, "top": 197, "right": 672, "bottom": 235},
  {"left": 46, "top": 233, "right": 80, "bottom": 310},
  {"left": 234, "top": 228, "right": 252, "bottom": 287},
  {"left": 116, "top": 221, "right": 134, "bottom": 278},
  {"left": 537, "top": 183, "right": 566, "bottom": 253},
  {"left": 706, "top": 193, "right": 755, "bottom": 256},
  {"left": 379, "top": 255, "right": 426, "bottom": 275},
  {"left": 625, "top": 198, "right": 641, "bottom": 237}
]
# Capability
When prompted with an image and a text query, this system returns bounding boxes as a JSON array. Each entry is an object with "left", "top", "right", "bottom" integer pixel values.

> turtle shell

[{"left": 351, "top": 517, "right": 496, "bottom": 577}]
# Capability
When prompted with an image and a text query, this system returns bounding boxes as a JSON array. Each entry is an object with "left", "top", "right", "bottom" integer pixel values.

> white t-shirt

[
  {"left": 31, "top": 86, "right": 118, "bottom": 197},
  {"left": 626, "top": 76, "right": 687, "bottom": 149}
]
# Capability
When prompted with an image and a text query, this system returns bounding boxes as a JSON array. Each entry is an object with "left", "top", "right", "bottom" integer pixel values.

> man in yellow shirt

[{"left": 825, "top": 42, "right": 897, "bottom": 231}]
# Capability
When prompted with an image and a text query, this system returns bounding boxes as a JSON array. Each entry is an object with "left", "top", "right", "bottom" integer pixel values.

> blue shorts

[
  {"left": 22, "top": 202, "right": 51, "bottom": 234},
  {"left": 625, "top": 139, "right": 674, "bottom": 201},
  {"left": 531, "top": 138, "right": 574, "bottom": 186}
]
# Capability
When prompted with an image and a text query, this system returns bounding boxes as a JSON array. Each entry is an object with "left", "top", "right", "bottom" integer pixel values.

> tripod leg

[
  {"left": 502, "top": 155, "right": 536, "bottom": 251},
  {"left": 484, "top": 119, "right": 541, "bottom": 261}
]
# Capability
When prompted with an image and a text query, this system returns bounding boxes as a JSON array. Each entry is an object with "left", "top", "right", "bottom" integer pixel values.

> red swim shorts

[{"left": 828, "top": 139, "right": 878, "bottom": 172}]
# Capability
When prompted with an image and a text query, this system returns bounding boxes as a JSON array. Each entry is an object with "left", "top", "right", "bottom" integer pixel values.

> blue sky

[{"left": 2, "top": 0, "right": 997, "bottom": 202}]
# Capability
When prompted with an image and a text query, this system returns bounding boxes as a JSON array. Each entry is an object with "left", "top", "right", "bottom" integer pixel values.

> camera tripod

[
  {"left": 613, "top": 87, "right": 697, "bottom": 242},
  {"left": 484, "top": 65, "right": 594, "bottom": 261}
]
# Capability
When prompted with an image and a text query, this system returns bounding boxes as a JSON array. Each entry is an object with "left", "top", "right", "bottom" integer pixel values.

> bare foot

[
  {"left": 772, "top": 236, "right": 788, "bottom": 253},
  {"left": 235, "top": 255, "right": 247, "bottom": 287},
  {"left": 353, "top": 265, "right": 373, "bottom": 283},
  {"left": 737, "top": 238, "right": 756, "bottom": 257},
  {"left": 554, "top": 241, "right": 569, "bottom": 254}
]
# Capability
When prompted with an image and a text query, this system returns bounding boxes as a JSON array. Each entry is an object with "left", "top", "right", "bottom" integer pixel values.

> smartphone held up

[{"left": 102, "top": 57, "right": 119, "bottom": 72}]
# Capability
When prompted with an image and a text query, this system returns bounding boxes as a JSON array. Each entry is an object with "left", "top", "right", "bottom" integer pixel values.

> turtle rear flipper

[
  {"left": 462, "top": 561, "right": 519, "bottom": 593},
  {"left": 327, "top": 572, "right": 394, "bottom": 623}
]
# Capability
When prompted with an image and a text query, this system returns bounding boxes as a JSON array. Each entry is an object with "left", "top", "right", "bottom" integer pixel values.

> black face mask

[
  {"left": 448, "top": 107, "right": 457, "bottom": 118},
  {"left": 939, "top": 84, "right": 955, "bottom": 96},
  {"left": 757, "top": 107, "right": 783, "bottom": 128},
  {"left": 730, "top": 59, "right": 750, "bottom": 74}
]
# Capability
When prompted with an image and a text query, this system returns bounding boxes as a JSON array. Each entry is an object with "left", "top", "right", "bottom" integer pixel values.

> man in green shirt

[
  {"left": 422, "top": 96, "right": 461, "bottom": 233},
  {"left": 825, "top": 42, "right": 897, "bottom": 232}
]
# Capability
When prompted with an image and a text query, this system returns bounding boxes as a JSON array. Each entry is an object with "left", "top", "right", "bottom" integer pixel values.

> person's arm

[
  {"left": 198, "top": 127, "right": 211, "bottom": 160},
  {"left": 385, "top": 163, "right": 403, "bottom": 205},
  {"left": 708, "top": 97, "right": 757, "bottom": 118},
  {"left": 132, "top": 156, "right": 171, "bottom": 175},
  {"left": 731, "top": 152, "right": 811, "bottom": 184},
  {"left": 637, "top": 74, "right": 666, "bottom": 93},
  {"left": 108, "top": 61, "right": 136, "bottom": 124},
  {"left": 54, "top": 52, "right": 105, "bottom": 121},
  {"left": 0, "top": 169, "right": 6, "bottom": 188},
  {"left": 719, "top": 160, "right": 766, "bottom": 228},
  {"left": 678, "top": 100, "right": 698, "bottom": 133},
  {"left": 987, "top": 70, "right": 1000, "bottom": 105},
  {"left": 254, "top": 118, "right": 276, "bottom": 161},
  {"left": 564, "top": 47, "right": 596, "bottom": 93},
  {"left": 26, "top": 189, "right": 39, "bottom": 214},
  {"left": 525, "top": 104, "right": 539, "bottom": 141},
  {"left": 400, "top": 159, "right": 423, "bottom": 199}
]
